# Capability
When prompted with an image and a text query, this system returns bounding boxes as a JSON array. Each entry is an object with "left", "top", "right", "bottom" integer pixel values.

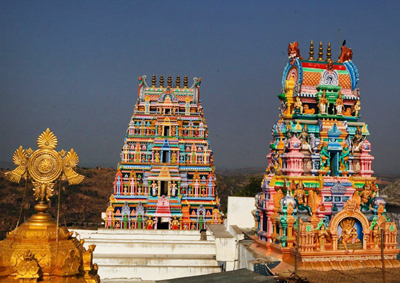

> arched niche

[{"left": 328, "top": 207, "right": 370, "bottom": 250}]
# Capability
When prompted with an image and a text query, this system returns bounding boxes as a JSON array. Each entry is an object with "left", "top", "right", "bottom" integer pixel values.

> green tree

[{"left": 235, "top": 176, "right": 263, "bottom": 197}]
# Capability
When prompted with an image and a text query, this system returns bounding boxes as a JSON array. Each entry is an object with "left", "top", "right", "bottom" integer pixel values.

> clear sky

[{"left": 1, "top": 1, "right": 399, "bottom": 174}]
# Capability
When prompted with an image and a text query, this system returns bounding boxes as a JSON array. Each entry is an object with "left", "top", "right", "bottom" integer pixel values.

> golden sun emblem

[{"left": 5, "top": 128, "right": 84, "bottom": 203}]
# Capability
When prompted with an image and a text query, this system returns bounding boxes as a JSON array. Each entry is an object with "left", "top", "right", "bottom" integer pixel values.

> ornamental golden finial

[
  {"left": 326, "top": 42, "right": 332, "bottom": 62},
  {"left": 151, "top": 74, "right": 156, "bottom": 87},
  {"left": 176, "top": 75, "right": 181, "bottom": 88},
  {"left": 183, "top": 75, "right": 188, "bottom": 88},
  {"left": 1, "top": 129, "right": 99, "bottom": 283},
  {"left": 308, "top": 40, "right": 315, "bottom": 60},
  {"left": 5, "top": 128, "right": 84, "bottom": 214},
  {"left": 159, "top": 75, "right": 165, "bottom": 88},
  {"left": 318, "top": 41, "right": 324, "bottom": 61},
  {"left": 167, "top": 75, "right": 172, "bottom": 87}
]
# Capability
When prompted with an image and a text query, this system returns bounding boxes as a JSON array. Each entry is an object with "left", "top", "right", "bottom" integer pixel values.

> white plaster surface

[
  {"left": 72, "top": 229, "right": 221, "bottom": 281},
  {"left": 227, "top": 196, "right": 255, "bottom": 228}
]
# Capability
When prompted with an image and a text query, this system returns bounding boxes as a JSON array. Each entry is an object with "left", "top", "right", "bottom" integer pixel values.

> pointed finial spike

[
  {"left": 308, "top": 40, "right": 315, "bottom": 60},
  {"left": 183, "top": 75, "right": 188, "bottom": 88},
  {"left": 176, "top": 76, "right": 181, "bottom": 88},
  {"left": 318, "top": 41, "right": 324, "bottom": 61},
  {"left": 151, "top": 74, "right": 156, "bottom": 87}
]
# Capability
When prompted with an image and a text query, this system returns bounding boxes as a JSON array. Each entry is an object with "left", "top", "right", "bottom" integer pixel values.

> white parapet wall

[
  {"left": 226, "top": 196, "right": 255, "bottom": 229},
  {"left": 71, "top": 228, "right": 221, "bottom": 281}
]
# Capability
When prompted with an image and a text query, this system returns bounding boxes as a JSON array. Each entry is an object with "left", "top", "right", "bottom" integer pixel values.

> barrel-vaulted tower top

[
  {"left": 138, "top": 75, "right": 202, "bottom": 105},
  {"left": 282, "top": 41, "right": 359, "bottom": 103}
]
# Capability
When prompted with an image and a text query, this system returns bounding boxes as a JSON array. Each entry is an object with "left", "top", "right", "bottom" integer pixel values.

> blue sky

[{"left": 1, "top": 1, "right": 400, "bottom": 174}]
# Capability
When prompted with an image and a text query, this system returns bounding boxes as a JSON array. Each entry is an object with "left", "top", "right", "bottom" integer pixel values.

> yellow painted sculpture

[{"left": 0, "top": 128, "right": 100, "bottom": 283}]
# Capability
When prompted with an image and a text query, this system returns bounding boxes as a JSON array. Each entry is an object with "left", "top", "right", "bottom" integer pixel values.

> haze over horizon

[{"left": 1, "top": 1, "right": 400, "bottom": 174}]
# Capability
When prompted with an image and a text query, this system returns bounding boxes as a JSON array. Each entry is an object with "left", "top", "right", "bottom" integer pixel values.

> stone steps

[
  {"left": 94, "top": 253, "right": 218, "bottom": 266},
  {"left": 74, "top": 229, "right": 221, "bottom": 281},
  {"left": 87, "top": 238, "right": 216, "bottom": 255}
]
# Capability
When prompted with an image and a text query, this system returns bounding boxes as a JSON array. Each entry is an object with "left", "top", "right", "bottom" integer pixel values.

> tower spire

[
  {"left": 317, "top": 41, "right": 324, "bottom": 61},
  {"left": 326, "top": 42, "right": 332, "bottom": 62},
  {"left": 152, "top": 74, "right": 156, "bottom": 87},
  {"left": 160, "top": 75, "right": 164, "bottom": 88},
  {"left": 167, "top": 75, "right": 172, "bottom": 87},
  {"left": 308, "top": 40, "right": 315, "bottom": 61},
  {"left": 176, "top": 76, "right": 181, "bottom": 88},
  {"left": 183, "top": 75, "right": 188, "bottom": 88}
]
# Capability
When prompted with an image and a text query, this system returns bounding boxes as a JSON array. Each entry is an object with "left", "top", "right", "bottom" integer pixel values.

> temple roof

[
  {"left": 138, "top": 75, "right": 201, "bottom": 103},
  {"left": 282, "top": 41, "right": 360, "bottom": 99}
]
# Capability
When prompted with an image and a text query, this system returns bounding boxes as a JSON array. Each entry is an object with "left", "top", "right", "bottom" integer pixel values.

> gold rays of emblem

[
  {"left": 37, "top": 128, "right": 58, "bottom": 149},
  {"left": 5, "top": 128, "right": 84, "bottom": 203}
]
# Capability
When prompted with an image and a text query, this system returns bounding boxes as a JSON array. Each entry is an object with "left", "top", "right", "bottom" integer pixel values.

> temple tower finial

[
  {"left": 167, "top": 75, "right": 172, "bottom": 87},
  {"left": 160, "top": 75, "right": 165, "bottom": 88},
  {"left": 183, "top": 75, "right": 188, "bottom": 88},
  {"left": 326, "top": 42, "right": 332, "bottom": 62},
  {"left": 176, "top": 76, "right": 181, "bottom": 88},
  {"left": 317, "top": 41, "right": 324, "bottom": 61},
  {"left": 152, "top": 74, "right": 156, "bottom": 87},
  {"left": 308, "top": 40, "right": 315, "bottom": 61}
]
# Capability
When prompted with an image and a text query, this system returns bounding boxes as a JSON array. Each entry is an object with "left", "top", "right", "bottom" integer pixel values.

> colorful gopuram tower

[
  {"left": 103, "top": 75, "right": 222, "bottom": 230},
  {"left": 254, "top": 41, "right": 400, "bottom": 270}
]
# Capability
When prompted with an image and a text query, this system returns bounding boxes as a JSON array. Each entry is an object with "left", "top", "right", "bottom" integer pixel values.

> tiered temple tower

[
  {"left": 254, "top": 41, "right": 399, "bottom": 270},
  {"left": 103, "top": 75, "right": 222, "bottom": 230}
]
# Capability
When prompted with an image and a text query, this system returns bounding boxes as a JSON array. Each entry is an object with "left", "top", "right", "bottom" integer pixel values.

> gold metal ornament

[
  {"left": 6, "top": 128, "right": 84, "bottom": 206},
  {"left": 0, "top": 128, "right": 99, "bottom": 283}
]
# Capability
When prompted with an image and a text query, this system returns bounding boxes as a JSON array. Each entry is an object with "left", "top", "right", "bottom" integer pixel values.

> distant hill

[{"left": 0, "top": 167, "right": 398, "bottom": 240}]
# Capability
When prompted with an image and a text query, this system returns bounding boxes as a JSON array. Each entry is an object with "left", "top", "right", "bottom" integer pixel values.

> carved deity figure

[
  {"left": 316, "top": 224, "right": 330, "bottom": 250},
  {"left": 343, "top": 107, "right": 352, "bottom": 116},
  {"left": 299, "top": 125, "right": 313, "bottom": 153},
  {"left": 287, "top": 41, "right": 304, "bottom": 60},
  {"left": 151, "top": 181, "right": 158, "bottom": 196},
  {"left": 171, "top": 217, "right": 180, "bottom": 230},
  {"left": 353, "top": 100, "right": 361, "bottom": 117},
  {"left": 351, "top": 227, "right": 360, "bottom": 244},
  {"left": 279, "top": 100, "right": 288, "bottom": 118},
  {"left": 273, "top": 189, "right": 284, "bottom": 212},
  {"left": 293, "top": 96, "right": 303, "bottom": 114},
  {"left": 146, "top": 217, "right": 154, "bottom": 229},
  {"left": 171, "top": 152, "right": 177, "bottom": 163},
  {"left": 293, "top": 181, "right": 306, "bottom": 205},
  {"left": 303, "top": 104, "right": 315, "bottom": 114},
  {"left": 360, "top": 182, "right": 374, "bottom": 209},
  {"left": 171, "top": 126, "right": 176, "bottom": 136},
  {"left": 157, "top": 126, "right": 162, "bottom": 136},
  {"left": 339, "top": 144, "right": 350, "bottom": 171},
  {"left": 267, "top": 150, "right": 282, "bottom": 175},
  {"left": 307, "top": 190, "right": 321, "bottom": 215},
  {"left": 154, "top": 152, "right": 160, "bottom": 163},
  {"left": 335, "top": 93, "right": 344, "bottom": 115},
  {"left": 338, "top": 41, "right": 353, "bottom": 62},
  {"left": 339, "top": 218, "right": 358, "bottom": 251},
  {"left": 352, "top": 126, "right": 364, "bottom": 152},
  {"left": 319, "top": 142, "right": 330, "bottom": 171},
  {"left": 170, "top": 183, "right": 177, "bottom": 197},
  {"left": 318, "top": 92, "right": 328, "bottom": 115},
  {"left": 372, "top": 224, "right": 380, "bottom": 248},
  {"left": 293, "top": 181, "right": 311, "bottom": 214}
]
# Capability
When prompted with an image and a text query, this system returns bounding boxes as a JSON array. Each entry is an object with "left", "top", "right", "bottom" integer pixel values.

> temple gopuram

[
  {"left": 103, "top": 75, "right": 222, "bottom": 230},
  {"left": 253, "top": 41, "right": 400, "bottom": 270}
]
